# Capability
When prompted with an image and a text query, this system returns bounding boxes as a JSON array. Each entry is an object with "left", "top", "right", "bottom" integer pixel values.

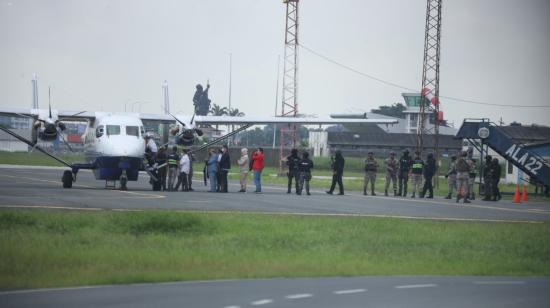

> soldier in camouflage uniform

[
  {"left": 468, "top": 158, "right": 477, "bottom": 200},
  {"left": 384, "top": 151, "right": 398, "bottom": 196},
  {"left": 444, "top": 155, "right": 457, "bottom": 199},
  {"left": 456, "top": 151, "right": 471, "bottom": 203},
  {"left": 363, "top": 151, "right": 378, "bottom": 196}
]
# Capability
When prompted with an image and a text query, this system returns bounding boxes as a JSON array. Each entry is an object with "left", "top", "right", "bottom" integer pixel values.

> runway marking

[
  {"left": 395, "top": 284, "right": 438, "bottom": 289},
  {"left": 223, "top": 306, "right": 241, "bottom": 308},
  {"left": 285, "top": 293, "right": 313, "bottom": 299},
  {"left": 333, "top": 288, "right": 366, "bottom": 295},
  {"left": 179, "top": 209, "right": 544, "bottom": 224},
  {"left": 0, "top": 173, "right": 164, "bottom": 199},
  {"left": 0, "top": 205, "right": 103, "bottom": 211},
  {"left": 344, "top": 192, "right": 550, "bottom": 215},
  {"left": 0, "top": 173, "right": 94, "bottom": 189},
  {"left": 473, "top": 281, "right": 526, "bottom": 285},
  {"left": 251, "top": 299, "right": 273, "bottom": 305}
]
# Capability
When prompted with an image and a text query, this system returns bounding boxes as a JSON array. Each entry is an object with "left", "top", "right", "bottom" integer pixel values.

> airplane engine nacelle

[
  {"left": 175, "top": 129, "right": 195, "bottom": 146},
  {"left": 39, "top": 123, "right": 58, "bottom": 141}
]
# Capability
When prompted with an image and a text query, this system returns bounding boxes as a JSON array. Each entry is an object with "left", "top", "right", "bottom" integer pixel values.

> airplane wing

[
  {"left": 0, "top": 106, "right": 95, "bottom": 121},
  {"left": 192, "top": 115, "right": 398, "bottom": 125}
]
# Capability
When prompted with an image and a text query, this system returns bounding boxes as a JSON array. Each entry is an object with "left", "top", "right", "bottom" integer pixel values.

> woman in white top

[{"left": 237, "top": 148, "right": 249, "bottom": 192}]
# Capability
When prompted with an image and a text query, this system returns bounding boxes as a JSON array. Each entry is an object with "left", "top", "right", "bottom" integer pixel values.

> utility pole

[
  {"left": 418, "top": 0, "right": 443, "bottom": 188},
  {"left": 279, "top": 0, "right": 299, "bottom": 174},
  {"left": 31, "top": 73, "right": 39, "bottom": 109},
  {"left": 162, "top": 80, "right": 170, "bottom": 115}
]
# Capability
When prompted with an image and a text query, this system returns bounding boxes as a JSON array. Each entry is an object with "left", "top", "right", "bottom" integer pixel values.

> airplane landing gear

[{"left": 62, "top": 170, "right": 73, "bottom": 188}]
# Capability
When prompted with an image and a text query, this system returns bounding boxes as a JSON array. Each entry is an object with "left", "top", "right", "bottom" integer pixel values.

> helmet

[{"left": 196, "top": 84, "right": 203, "bottom": 90}]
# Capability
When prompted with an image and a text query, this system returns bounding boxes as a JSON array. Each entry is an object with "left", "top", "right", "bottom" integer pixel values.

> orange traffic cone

[
  {"left": 521, "top": 184, "right": 529, "bottom": 202},
  {"left": 513, "top": 185, "right": 521, "bottom": 203}
]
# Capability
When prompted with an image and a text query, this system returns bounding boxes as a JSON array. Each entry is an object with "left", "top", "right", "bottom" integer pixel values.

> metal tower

[
  {"left": 417, "top": 0, "right": 443, "bottom": 153},
  {"left": 280, "top": 0, "right": 299, "bottom": 169}
]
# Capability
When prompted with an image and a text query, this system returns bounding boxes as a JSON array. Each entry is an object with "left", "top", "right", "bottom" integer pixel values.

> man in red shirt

[{"left": 251, "top": 147, "right": 265, "bottom": 193}]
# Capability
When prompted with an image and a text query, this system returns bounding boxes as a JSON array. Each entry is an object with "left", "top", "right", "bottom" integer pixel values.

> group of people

[
  {"left": 446, "top": 152, "right": 502, "bottom": 203},
  {"left": 359, "top": 150, "right": 437, "bottom": 199},
  {"left": 204, "top": 146, "right": 265, "bottom": 193},
  {"left": 358, "top": 149, "right": 502, "bottom": 203},
  {"left": 148, "top": 140, "right": 503, "bottom": 201},
  {"left": 154, "top": 146, "right": 195, "bottom": 192}
]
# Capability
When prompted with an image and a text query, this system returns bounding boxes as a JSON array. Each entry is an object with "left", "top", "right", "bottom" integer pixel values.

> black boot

[
  {"left": 371, "top": 190, "right": 376, "bottom": 196},
  {"left": 445, "top": 193, "right": 452, "bottom": 199},
  {"left": 384, "top": 190, "right": 388, "bottom": 196},
  {"left": 394, "top": 190, "right": 397, "bottom": 196}
]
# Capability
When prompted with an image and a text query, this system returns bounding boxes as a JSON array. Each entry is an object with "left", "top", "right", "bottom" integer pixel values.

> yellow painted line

[
  {"left": 0, "top": 205, "right": 102, "bottom": 211},
  {"left": 345, "top": 193, "right": 550, "bottom": 215},
  {"left": 0, "top": 173, "right": 164, "bottom": 199},
  {"left": 0, "top": 174, "right": 94, "bottom": 189}
]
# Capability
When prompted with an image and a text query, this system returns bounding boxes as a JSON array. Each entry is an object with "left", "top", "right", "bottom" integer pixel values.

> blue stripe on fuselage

[{"left": 86, "top": 156, "right": 142, "bottom": 181}]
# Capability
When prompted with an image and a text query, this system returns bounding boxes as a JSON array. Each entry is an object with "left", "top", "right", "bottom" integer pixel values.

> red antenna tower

[
  {"left": 279, "top": 0, "right": 299, "bottom": 172},
  {"left": 417, "top": 0, "right": 443, "bottom": 154}
]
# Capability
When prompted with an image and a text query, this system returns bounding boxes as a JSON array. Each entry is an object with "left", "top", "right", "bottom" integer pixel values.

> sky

[{"left": 1, "top": 0, "right": 549, "bottom": 128}]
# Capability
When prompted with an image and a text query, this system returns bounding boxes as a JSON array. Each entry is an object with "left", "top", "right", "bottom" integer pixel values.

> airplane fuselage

[{"left": 83, "top": 113, "right": 146, "bottom": 181}]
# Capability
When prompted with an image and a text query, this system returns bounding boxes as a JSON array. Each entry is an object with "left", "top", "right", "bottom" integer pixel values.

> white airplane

[{"left": 0, "top": 106, "right": 397, "bottom": 190}]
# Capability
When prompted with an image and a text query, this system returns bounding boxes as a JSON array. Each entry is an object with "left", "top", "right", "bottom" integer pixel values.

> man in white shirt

[
  {"left": 175, "top": 149, "right": 190, "bottom": 191},
  {"left": 144, "top": 134, "right": 158, "bottom": 166}
]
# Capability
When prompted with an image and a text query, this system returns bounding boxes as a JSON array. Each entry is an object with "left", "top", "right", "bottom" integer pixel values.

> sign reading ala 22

[{"left": 504, "top": 144, "right": 544, "bottom": 175}]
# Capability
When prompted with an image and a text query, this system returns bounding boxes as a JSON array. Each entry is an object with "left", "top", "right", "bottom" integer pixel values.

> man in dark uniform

[
  {"left": 297, "top": 151, "right": 314, "bottom": 195},
  {"left": 482, "top": 155, "right": 493, "bottom": 201},
  {"left": 326, "top": 150, "right": 345, "bottom": 195},
  {"left": 286, "top": 148, "right": 301, "bottom": 194},
  {"left": 218, "top": 145, "right": 231, "bottom": 193},
  {"left": 156, "top": 146, "right": 168, "bottom": 191},
  {"left": 491, "top": 158, "right": 502, "bottom": 201},
  {"left": 193, "top": 83, "right": 211, "bottom": 116},
  {"left": 398, "top": 149, "right": 412, "bottom": 197},
  {"left": 421, "top": 153, "right": 436, "bottom": 198}
]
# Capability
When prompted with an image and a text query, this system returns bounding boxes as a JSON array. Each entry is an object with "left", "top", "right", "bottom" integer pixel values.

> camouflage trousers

[
  {"left": 364, "top": 171, "right": 376, "bottom": 193},
  {"left": 385, "top": 172, "right": 397, "bottom": 191},
  {"left": 447, "top": 174, "right": 457, "bottom": 195},
  {"left": 457, "top": 172, "right": 470, "bottom": 198},
  {"left": 410, "top": 174, "right": 422, "bottom": 196}
]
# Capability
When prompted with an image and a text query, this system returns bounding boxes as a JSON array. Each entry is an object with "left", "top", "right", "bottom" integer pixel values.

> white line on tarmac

[
  {"left": 251, "top": 299, "right": 273, "bottom": 305},
  {"left": 223, "top": 306, "right": 241, "bottom": 308},
  {"left": 285, "top": 293, "right": 313, "bottom": 299},
  {"left": 473, "top": 281, "right": 526, "bottom": 285},
  {"left": 333, "top": 289, "right": 366, "bottom": 295},
  {"left": 395, "top": 284, "right": 438, "bottom": 289}
]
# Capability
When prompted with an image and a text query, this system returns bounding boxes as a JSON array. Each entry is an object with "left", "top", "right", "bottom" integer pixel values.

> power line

[{"left": 299, "top": 44, "right": 550, "bottom": 108}]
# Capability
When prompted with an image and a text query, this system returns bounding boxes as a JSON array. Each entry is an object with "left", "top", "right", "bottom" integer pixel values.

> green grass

[
  {"left": 0, "top": 151, "right": 84, "bottom": 166},
  {"left": 1, "top": 210, "right": 549, "bottom": 290}
]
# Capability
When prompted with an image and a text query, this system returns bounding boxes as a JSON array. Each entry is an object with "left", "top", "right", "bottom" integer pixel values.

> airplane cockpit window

[
  {"left": 126, "top": 126, "right": 139, "bottom": 137},
  {"left": 95, "top": 126, "right": 104, "bottom": 138},
  {"left": 106, "top": 125, "right": 121, "bottom": 136}
]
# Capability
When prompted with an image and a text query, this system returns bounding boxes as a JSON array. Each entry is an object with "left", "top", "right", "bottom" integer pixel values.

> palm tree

[
  {"left": 227, "top": 107, "right": 245, "bottom": 144},
  {"left": 209, "top": 104, "right": 228, "bottom": 116},
  {"left": 228, "top": 107, "right": 245, "bottom": 117}
]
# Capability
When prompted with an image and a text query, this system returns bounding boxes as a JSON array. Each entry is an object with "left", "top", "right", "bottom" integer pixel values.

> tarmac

[{"left": 0, "top": 165, "right": 549, "bottom": 223}]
